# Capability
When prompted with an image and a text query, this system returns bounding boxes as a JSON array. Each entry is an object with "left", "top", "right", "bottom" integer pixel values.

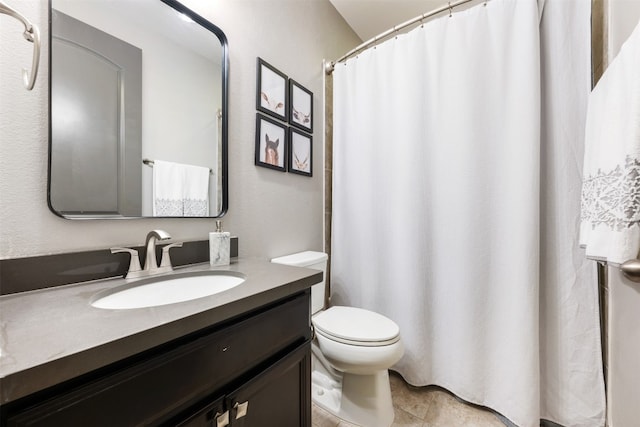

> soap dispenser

[{"left": 209, "top": 220, "right": 230, "bottom": 266}]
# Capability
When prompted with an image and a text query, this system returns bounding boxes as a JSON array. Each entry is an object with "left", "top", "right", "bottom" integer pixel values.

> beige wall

[
  {"left": 607, "top": 0, "right": 640, "bottom": 61},
  {"left": 0, "top": 0, "right": 360, "bottom": 260}
]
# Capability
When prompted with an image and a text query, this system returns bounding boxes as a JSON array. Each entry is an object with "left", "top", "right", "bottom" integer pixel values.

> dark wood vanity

[
  {"left": 0, "top": 255, "right": 320, "bottom": 427},
  {"left": 2, "top": 291, "right": 311, "bottom": 427}
]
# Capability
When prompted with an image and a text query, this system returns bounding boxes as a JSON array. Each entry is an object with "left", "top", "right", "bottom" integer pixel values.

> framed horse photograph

[
  {"left": 256, "top": 57, "right": 288, "bottom": 122},
  {"left": 288, "top": 128, "right": 312, "bottom": 177},
  {"left": 255, "top": 113, "right": 287, "bottom": 172},
  {"left": 289, "top": 79, "right": 313, "bottom": 133}
]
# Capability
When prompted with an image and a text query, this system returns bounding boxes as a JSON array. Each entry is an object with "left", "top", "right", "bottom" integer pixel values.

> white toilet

[{"left": 271, "top": 251, "right": 403, "bottom": 427}]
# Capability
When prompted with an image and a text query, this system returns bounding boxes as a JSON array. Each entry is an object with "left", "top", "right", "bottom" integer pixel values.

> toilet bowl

[{"left": 271, "top": 251, "right": 403, "bottom": 427}]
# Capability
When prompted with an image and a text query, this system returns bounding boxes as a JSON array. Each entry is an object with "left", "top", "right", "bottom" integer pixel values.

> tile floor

[{"left": 312, "top": 371, "right": 507, "bottom": 427}]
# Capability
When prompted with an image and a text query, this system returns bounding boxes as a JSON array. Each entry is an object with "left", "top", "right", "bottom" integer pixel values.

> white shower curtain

[{"left": 331, "top": 0, "right": 605, "bottom": 426}]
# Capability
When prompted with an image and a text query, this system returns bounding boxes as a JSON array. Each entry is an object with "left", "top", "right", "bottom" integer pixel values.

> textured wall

[{"left": 0, "top": 0, "right": 360, "bottom": 261}]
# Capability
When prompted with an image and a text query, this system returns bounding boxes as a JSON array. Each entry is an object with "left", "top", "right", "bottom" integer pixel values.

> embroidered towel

[
  {"left": 182, "top": 163, "right": 210, "bottom": 217},
  {"left": 580, "top": 19, "right": 640, "bottom": 264},
  {"left": 153, "top": 160, "right": 183, "bottom": 216},
  {"left": 152, "top": 160, "right": 209, "bottom": 217}
]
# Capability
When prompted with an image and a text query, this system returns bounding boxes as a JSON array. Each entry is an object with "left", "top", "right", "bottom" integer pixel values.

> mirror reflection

[{"left": 49, "top": 0, "right": 228, "bottom": 218}]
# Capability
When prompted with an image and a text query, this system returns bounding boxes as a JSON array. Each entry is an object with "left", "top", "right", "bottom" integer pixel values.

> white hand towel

[
  {"left": 152, "top": 160, "right": 210, "bottom": 217},
  {"left": 182, "top": 164, "right": 210, "bottom": 217},
  {"left": 153, "top": 160, "right": 184, "bottom": 216},
  {"left": 580, "top": 19, "right": 640, "bottom": 264}
]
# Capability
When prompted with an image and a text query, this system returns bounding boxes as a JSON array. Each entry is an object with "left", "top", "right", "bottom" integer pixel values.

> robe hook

[{"left": 0, "top": 1, "right": 40, "bottom": 90}]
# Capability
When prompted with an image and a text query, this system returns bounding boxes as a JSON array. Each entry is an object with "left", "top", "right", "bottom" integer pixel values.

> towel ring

[{"left": 0, "top": 1, "right": 41, "bottom": 90}]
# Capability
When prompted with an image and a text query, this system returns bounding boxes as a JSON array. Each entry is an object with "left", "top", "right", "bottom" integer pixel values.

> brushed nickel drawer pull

[
  {"left": 234, "top": 401, "right": 249, "bottom": 419},
  {"left": 215, "top": 410, "right": 229, "bottom": 427}
]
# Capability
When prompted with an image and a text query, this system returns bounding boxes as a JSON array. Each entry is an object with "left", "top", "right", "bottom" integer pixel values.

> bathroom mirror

[{"left": 48, "top": 0, "right": 228, "bottom": 218}]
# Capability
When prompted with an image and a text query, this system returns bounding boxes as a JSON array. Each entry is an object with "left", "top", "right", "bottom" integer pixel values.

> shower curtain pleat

[
  {"left": 539, "top": 1, "right": 605, "bottom": 426},
  {"left": 331, "top": 0, "right": 605, "bottom": 426}
]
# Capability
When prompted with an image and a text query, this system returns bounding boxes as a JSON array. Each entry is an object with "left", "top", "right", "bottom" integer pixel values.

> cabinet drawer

[
  {"left": 6, "top": 292, "right": 311, "bottom": 427},
  {"left": 172, "top": 341, "right": 311, "bottom": 427}
]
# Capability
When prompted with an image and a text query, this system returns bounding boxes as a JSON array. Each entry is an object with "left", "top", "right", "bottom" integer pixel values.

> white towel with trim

[
  {"left": 182, "top": 163, "right": 210, "bottom": 217},
  {"left": 153, "top": 160, "right": 209, "bottom": 217},
  {"left": 580, "top": 19, "right": 640, "bottom": 264}
]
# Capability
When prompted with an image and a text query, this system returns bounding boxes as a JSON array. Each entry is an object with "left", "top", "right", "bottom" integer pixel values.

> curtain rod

[{"left": 325, "top": 0, "right": 486, "bottom": 75}]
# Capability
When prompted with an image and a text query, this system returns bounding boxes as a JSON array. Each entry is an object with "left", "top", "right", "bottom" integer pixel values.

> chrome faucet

[{"left": 111, "top": 230, "right": 182, "bottom": 279}]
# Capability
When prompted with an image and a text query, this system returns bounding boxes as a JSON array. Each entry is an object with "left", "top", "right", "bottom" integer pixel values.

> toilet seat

[{"left": 313, "top": 306, "right": 400, "bottom": 347}]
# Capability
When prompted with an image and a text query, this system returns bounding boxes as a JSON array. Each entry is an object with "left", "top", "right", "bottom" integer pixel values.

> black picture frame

[
  {"left": 256, "top": 58, "right": 288, "bottom": 122},
  {"left": 289, "top": 79, "right": 313, "bottom": 133},
  {"left": 288, "top": 128, "right": 312, "bottom": 177},
  {"left": 255, "top": 113, "right": 287, "bottom": 172}
]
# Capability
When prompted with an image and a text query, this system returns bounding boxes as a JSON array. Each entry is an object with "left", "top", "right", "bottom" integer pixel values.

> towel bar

[{"left": 143, "top": 159, "right": 213, "bottom": 175}]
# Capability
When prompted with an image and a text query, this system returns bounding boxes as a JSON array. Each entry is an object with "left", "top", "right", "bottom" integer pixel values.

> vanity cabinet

[
  {"left": 176, "top": 343, "right": 309, "bottom": 427},
  {"left": 2, "top": 292, "right": 311, "bottom": 427}
]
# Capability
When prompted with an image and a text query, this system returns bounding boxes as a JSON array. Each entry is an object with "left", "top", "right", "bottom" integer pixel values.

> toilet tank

[{"left": 271, "top": 251, "right": 328, "bottom": 315}]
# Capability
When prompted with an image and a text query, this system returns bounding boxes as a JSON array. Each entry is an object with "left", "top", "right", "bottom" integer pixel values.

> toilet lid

[{"left": 312, "top": 306, "right": 400, "bottom": 345}]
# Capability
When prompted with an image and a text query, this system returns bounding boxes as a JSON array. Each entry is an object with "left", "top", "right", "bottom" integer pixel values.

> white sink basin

[{"left": 91, "top": 271, "right": 245, "bottom": 309}]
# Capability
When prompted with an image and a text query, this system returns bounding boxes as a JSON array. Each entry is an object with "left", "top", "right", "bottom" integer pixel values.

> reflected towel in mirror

[{"left": 153, "top": 160, "right": 209, "bottom": 217}]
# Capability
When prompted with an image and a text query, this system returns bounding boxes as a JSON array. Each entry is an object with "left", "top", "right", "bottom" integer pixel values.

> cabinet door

[{"left": 227, "top": 341, "right": 311, "bottom": 427}]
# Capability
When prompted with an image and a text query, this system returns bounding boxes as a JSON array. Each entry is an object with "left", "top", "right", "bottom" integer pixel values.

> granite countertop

[{"left": 0, "top": 257, "right": 321, "bottom": 405}]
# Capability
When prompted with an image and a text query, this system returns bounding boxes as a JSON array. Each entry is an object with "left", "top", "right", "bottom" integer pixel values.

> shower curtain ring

[{"left": 448, "top": 2, "right": 452, "bottom": 17}]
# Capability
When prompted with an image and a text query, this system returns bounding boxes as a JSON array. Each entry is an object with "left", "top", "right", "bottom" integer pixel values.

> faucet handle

[
  {"left": 159, "top": 242, "right": 183, "bottom": 271},
  {"left": 110, "top": 247, "right": 142, "bottom": 277}
]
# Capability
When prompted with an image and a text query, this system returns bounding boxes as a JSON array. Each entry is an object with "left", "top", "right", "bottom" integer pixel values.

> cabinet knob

[
  {"left": 234, "top": 401, "right": 249, "bottom": 419},
  {"left": 215, "top": 410, "right": 229, "bottom": 427}
]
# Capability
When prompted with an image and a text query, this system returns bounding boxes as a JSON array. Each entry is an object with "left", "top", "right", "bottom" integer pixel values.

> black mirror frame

[{"left": 47, "top": 0, "right": 229, "bottom": 218}]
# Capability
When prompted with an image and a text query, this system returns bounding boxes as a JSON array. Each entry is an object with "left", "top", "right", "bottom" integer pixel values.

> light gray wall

[
  {"left": 0, "top": 0, "right": 360, "bottom": 260},
  {"left": 608, "top": 0, "right": 640, "bottom": 62}
]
